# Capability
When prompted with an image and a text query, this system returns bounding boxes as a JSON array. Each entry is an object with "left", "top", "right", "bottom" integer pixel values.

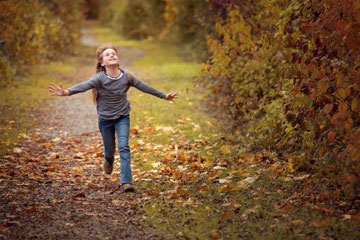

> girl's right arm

[{"left": 48, "top": 74, "right": 100, "bottom": 96}]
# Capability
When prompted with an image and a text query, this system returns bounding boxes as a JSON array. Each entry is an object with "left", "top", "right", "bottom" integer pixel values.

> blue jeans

[{"left": 98, "top": 114, "right": 132, "bottom": 184}]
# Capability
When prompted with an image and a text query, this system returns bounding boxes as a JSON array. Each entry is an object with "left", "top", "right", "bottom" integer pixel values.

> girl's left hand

[{"left": 165, "top": 92, "right": 180, "bottom": 101}]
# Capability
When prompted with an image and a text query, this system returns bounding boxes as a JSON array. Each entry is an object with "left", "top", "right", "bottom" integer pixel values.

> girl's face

[{"left": 101, "top": 48, "right": 120, "bottom": 67}]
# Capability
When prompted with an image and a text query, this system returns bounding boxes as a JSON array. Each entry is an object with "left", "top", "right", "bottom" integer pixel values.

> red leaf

[
  {"left": 222, "top": 210, "right": 235, "bottom": 219},
  {"left": 327, "top": 131, "right": 336, "bottom": 142},
  {"left": 323, "top": 103, "right": 334, "bottom": 114},
  {"left": 332, "top": 148, "right": 339, "bottom": 155}
]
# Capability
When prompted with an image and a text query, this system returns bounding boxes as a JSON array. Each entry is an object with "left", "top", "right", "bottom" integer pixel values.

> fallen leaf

[
  {"left": 73, "top": 192, "right": 86, "bottom": 199},
  {"left": 6, "top": 221, "right": 21, "bottom": 227},
  {"left": 213, "top": 166, "right": 226, "bottom": 170},
  {"left": 210, "top": 231, "right": 219, "bottom": 239},
  {"left": 291, "top": 219, "right": 304, "bottom": 225},
  {"left": 327, "top": 131, "right": 336, "bottom": 142},
  {"left": 243, "top": 175, "right": 258, "bottom": 184},
  {"left": 137, "top": 139, "right": 145, "bottom": 145},
  {"left": 237, "top": 175, "right": 259, "bottom": 189},
  {"left": 19, "top": 133, "right": 29, "bottom": 139},
  {"left": 146, "top": 190, "right": 159, "bottom": 196},
  {"left": 348, "top": 175, "right": 357, "bottom": 184},
  {"left": 218, "top": 178, "right": 229, "bottom": 184},
  {"left": 217, "top": 185, "right": 236, "bottom": 193},
  {"left": 25, "top": 206, "right": 36, "bottom": 214},
  {"left": 151, "top": 162, "right": 161, "bottom": 168},
  {"left": 96, "top": 151, "right": 104, "bottom": 157},
  {"left": 287, "top": 157, "right": 295, "bottom": 173},
  {"left": 183, "top": 198, "right": 195, "bottom": 206},
  {"left": 43, "top": 142, "right": 52, "bottom": 148},
  {"left": 13, "top": 148, "right": 22, "bottom": 154},
  {"left": 280, "top": 202, "right": 291, "bottom": 211},
  {"left": 351, "top": 212, "right": 360, "bottom": 222},
  {"left": 309, "top": 220, "right": 330, "bottom": 227},
  {"left": 220, "top": 145, "right": 231, "bottom": 154},
  {"left": 222, "top": 210, "right": 235, "bottom": 219},
  {"left": 111, "top": 199, "right": 121, "bottom": 205},
  {"left": 294, "top": 174, "right": 310, "bottom": 181},
  {"left": 274, "top": 201, "right": 292, "bottom": 211}
]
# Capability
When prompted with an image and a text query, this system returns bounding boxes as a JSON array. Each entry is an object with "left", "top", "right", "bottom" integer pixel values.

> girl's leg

[
  {"left": 115, "top": 114, "right": 132, "bottom": 184},
  {"left": 98, "top": 118, "right": 116, "bottom": 164}
]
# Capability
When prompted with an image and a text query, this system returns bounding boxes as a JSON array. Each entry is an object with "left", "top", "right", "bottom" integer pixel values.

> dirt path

[{"left": 0, "top": 27, "right": 168, "bottom": 240}]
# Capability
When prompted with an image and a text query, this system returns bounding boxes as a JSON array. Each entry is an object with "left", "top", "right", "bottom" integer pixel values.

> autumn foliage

[
  {"left": 0, "top": 0, "right": 82, "bottom": 86},
  {"left": 197, "top": 0, "right": 360, "bottom": 198}
]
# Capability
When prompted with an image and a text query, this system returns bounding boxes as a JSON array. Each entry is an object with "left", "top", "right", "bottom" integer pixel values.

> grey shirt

[{"left": 67, "top": 68, "right": 166, "bottom": 120}]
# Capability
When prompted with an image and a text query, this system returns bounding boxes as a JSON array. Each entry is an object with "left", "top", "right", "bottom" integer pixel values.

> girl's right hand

[{"left": 48, "top": 83, "right": 69, "bottom": 96}]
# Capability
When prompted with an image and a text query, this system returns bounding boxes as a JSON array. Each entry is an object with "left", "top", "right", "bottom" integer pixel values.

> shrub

[{"left": 0, "top": 0, "right": 82, "bottom": 87}]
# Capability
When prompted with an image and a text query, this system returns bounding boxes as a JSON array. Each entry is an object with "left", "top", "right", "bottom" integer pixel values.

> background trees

[{"left": 0, "top": 0, "right": 82, "bottom": 86}]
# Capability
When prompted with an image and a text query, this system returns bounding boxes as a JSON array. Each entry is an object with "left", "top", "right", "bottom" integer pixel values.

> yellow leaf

[
  {"left": 351, "top": 97, "right": 359, "bottom": 112},
  {"left": 13, "top": 147, "right": 22, "bottom": 154},
  {"left": 287, "top": 157, "right": 295, "bottom": 173},
  {"left": 291, "top": 220, "right": 304, "bottom": 225},
  {"left": 19, "top": 133, "right": 29, "bottom": 139},
  {"left": 336, "top": 72, "right": 346, "bottom": 87},
  {"left": 220, "top": 145, "right": 231, "bottom": 154},
  {"left": 335, "top": 88, "right": 351, "bottom": 100},
  {"left": 203, "top": 160, "right": 213, "bottom": 168},
  {"left": 339, "top": 101, "right": 349, "bottom": 113},
  {"left": 230, "top": 168, "right": 244, "bottom": 176},
  {"left": 309, "top": 220, "right": 330, "bottom": 227}
]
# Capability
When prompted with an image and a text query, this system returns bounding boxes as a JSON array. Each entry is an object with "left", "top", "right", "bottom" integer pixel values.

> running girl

[{"left": 48, "top": 44, "right": 179, "bottom": 192}]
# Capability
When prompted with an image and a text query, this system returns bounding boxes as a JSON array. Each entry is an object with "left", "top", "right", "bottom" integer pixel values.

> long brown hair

[{"left": 92, "top": 44, "right": 119, "bottom": 104}]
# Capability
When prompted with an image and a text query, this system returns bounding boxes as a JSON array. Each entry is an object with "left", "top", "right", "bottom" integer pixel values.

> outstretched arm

[
  {"left": 131, "top": 75, "right": 180, "bottom": 101},
  {"left": 48, "top": 84, "right": 70, "bottom": 96},
  {"left": 165, "top": 92, "right": 180, "bottom": 101},
  {"left": 49, "top": 74, "right": 100, "bottom": 97}
]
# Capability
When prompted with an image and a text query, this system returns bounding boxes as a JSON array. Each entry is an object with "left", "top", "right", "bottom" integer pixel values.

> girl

[{"left": 48, "top": 44, "right": 179, "bottom": 193}]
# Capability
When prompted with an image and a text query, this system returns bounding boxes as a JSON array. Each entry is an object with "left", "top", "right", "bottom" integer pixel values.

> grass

[{"left": 0, "top": 61, "right": 70, "bottom": 153}]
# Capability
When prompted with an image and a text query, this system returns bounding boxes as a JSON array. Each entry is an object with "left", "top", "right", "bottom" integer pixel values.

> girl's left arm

[{"left": 130, "top": 74, "right": 179, "bottom": 101}]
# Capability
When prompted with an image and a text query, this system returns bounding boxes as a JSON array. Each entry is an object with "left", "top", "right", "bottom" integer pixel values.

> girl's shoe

[
  {"left": 103, "top": 159, "right": 113, "bottom": 174},
  {"left": 121, "top": 183, "right": 135, "bottom": 193}
]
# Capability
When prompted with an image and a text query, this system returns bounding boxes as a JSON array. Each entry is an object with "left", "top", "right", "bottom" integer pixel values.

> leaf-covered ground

[{"left": 1, "top": 21, "right": 359, "bottom": 239}]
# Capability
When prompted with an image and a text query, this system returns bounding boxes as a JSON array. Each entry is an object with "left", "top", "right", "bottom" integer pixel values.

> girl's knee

[{"left": 118, "top": 143, "right": 130, "bottom": 152}]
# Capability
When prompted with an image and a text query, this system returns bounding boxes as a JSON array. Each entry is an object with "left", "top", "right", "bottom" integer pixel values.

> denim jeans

[{"left": 98, "top": 114, "right": 132, "bottom": 184}]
